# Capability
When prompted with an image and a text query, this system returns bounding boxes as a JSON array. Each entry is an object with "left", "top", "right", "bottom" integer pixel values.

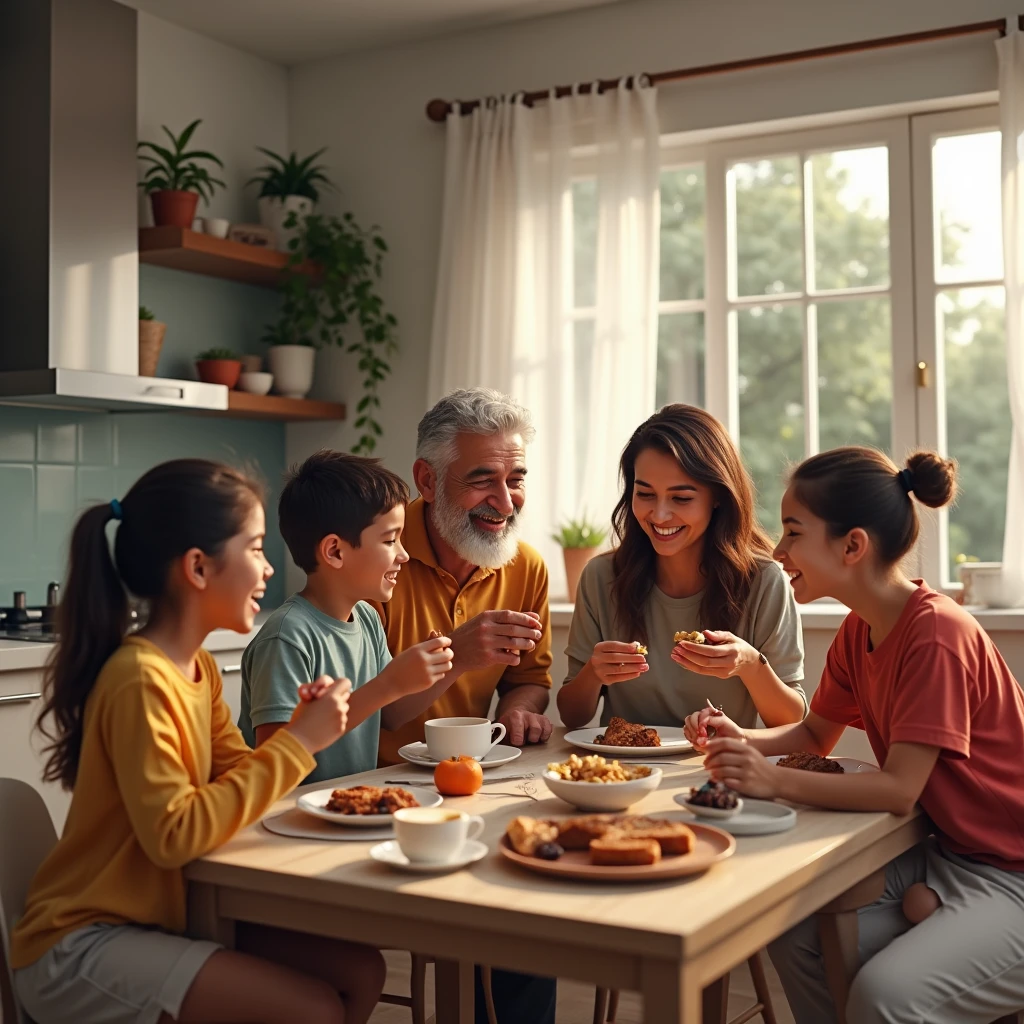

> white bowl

[
  {"left": 239, "top": 371, "right": 273, "bottom": 396},
  {"left": 541, "top": 767, "right": 662, "bottom": 812},
  {"left": 678, "top": 796, "right": 744, "bottom": 820}
]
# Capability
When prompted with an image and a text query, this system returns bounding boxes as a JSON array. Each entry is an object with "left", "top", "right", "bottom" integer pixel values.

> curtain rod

[{"left": 425, "top": 18, "right": 1008, "bottom": 122}]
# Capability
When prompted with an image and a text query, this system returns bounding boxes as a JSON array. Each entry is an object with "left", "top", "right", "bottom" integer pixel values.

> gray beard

[{"left": 429, "top": 488, "right": 521, "bottom": 569}]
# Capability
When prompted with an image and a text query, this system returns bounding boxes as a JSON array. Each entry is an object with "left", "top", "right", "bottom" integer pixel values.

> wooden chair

[
  {"left": 379, "top": 954, "right": 498, "bottom": 1024},
  {"left": 817, "top": 868, "right": 1022, "bottom": 1024},
  {"left": 593, "top": 950, "right": 777, "bottom": 1024},
  {"left": 0, "top": 778, "right": 59, "bottom": 1024}
]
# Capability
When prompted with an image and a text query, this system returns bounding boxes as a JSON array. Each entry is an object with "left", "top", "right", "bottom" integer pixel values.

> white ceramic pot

[
  {"left": 203, "top": 217, "right": 230, "bottom": 238},
  {"left": 239, "top": 371, "right": 273, "bottom": 396},
  {"left": 267, "top": 345, "right": 315, "bottom": 399},
  {"left": 257, "top": 195, "right": 313, "bottom": 252},
  {"left": 959, "top": 562, "right": 1023, "bottom": 608}
]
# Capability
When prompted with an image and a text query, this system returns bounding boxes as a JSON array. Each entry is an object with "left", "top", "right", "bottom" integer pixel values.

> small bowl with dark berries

[{"left": 677, "top": 780, "right": 743, "bottom": 820}]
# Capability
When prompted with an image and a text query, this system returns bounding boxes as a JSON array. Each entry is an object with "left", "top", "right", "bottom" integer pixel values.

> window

[{"left": 570, "top": 106, "right": 1006, "bottom": 588}]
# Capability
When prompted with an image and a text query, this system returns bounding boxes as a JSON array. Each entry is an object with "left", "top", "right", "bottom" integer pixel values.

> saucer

[
  {"left": 369, "top": 839, "right": 489, "bottom": 873},
  {"left": 397, "top": 743, "right": 523, "bottom": 769}
]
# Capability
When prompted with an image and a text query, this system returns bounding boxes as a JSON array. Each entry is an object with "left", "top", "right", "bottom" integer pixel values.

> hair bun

[{"left": 905, "top": 450, "right": 957, "bottom": 509}]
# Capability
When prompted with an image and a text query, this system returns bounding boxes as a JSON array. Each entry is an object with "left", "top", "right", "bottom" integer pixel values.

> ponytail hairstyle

[
  {"left": 789, "top": 447, "right": 958, "bottom": 565},
  {"left": 611, "top": 404, "right": 775, "bottom": 642},
  {"left": 39, "top": 459, "right": 263, "bottom": 789}
]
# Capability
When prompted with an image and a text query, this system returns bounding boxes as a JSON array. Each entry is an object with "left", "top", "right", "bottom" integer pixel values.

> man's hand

[
  {"left": 449, "top": 610, "right": 543, "bottom": 674},
  {"left": 497, "top": 708, "right": 553, "bottom": 746}
]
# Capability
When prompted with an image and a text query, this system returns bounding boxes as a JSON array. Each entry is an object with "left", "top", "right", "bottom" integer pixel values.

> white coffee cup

[
  {"left": 424, "top": 717, "right": 507, "bottom": 761},
  {"left": 393, "top": 807, "right": 485, "bottom": 864}
]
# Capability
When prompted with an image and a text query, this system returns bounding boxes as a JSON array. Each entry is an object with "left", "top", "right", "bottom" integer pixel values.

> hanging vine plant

[{"left": 267, "top": 209, "right": 398, "bottom": 454}]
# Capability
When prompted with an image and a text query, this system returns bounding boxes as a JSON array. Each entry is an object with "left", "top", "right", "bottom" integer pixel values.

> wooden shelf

[
  {"left": 139, "top": 227, "right": 314, "bottom": 288},
  {"left": 223, "top": 391, "right": 346, "bottom": 422}
]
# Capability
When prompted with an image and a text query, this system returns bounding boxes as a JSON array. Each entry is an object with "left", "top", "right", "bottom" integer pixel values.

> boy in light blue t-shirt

[{"left": 239, "top": 451, "right": 454, "bottom": 783}]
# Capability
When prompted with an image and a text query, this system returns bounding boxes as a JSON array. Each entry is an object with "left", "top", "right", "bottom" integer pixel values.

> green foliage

[
  {"left": 551, "top": 517, "right": 607, "bottom": 549},
  {"left": 137, "top": 119, "right": 226, "bottom": 202},
  {"left": 267, "top": 210, "right": 398, "bottom": 454},
  {"left": 261, "top": 320, "right": 316, "bottom": 349},
  {"left": 196, "top": 347, "right": 239, "bottom": 362},
  {"left": 247, "top": 147, "right": 333, "bottom": 201},
  {"left": 139, "top": 306, "right": 155, "bottom": 321}
]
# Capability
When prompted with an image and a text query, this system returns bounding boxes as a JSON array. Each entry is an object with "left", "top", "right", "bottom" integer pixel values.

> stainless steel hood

[{"left": 0, "top": 0, "right": 226, "bottom": 412}]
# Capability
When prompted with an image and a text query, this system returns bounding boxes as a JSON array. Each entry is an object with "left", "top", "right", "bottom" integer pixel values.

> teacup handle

[
  {"left": 466, "top": 815, "right": 485, "bottom": 842},
  {"left": 484, "top": 722, "right": 506, "bottom": 756}
]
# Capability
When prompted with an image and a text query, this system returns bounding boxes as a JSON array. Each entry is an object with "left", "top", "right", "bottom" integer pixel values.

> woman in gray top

[{"left": 559, "top": 405, "right": 806, "bottom": 731}]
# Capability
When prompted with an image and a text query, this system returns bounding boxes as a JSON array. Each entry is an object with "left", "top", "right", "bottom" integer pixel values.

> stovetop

[{"left": 0, "top": 624, "right": 59, "bottom": 643}]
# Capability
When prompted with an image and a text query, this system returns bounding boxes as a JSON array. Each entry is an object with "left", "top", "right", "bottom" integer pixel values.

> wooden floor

[{"left": 370, "top": 949, "right": 797, "bottom": 1024}]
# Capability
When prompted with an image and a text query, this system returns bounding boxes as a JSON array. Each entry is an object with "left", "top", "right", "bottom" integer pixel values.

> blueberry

[{"left": 535, "top": 842, "right": 564, "bottom": 861}]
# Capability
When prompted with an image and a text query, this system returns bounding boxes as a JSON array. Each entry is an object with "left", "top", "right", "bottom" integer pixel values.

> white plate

[
  {"left": 296, "top": 786, "right": 442, "bottom": 827},
  {"left": 397, "top": 742, "right": 523, "bottom": 769},
  {"left": 564, "top": 726, "right": 693, "bottom": 757},
  {"left": 677, "top": 796, "right": 745, "bottom": 820},
  {"left": 369, "top": 839, "right": 488, "bottom": 873},
  {"left": 673, "top": 795, "right": 798, "bottom": 836},
  {"left": 262, "top": 808, "right": 394, "bottom": 842},
  {"left": 766, "top": 755, "right": 879, "bottom": 773}
]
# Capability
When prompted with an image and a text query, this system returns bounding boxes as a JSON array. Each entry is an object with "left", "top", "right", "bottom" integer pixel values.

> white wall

[
  {"left": 284, "top": 0, "right": 1014, "bottom": 497},
  {"left": 137, "top": 12, "right": 289, "bottom": 226}
]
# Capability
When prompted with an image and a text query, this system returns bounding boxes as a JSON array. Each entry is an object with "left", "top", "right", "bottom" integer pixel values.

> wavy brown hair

[
  {"left": 610, "top": 405, "right": 774, "bottom": 643},
  {"left": 38, "top": 459, "right": 263, "bottom": 789}
]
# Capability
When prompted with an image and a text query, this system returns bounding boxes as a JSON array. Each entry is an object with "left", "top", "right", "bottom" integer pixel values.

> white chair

[{"left": 0, "top": 778, "right": 58, "bottom": 1024}]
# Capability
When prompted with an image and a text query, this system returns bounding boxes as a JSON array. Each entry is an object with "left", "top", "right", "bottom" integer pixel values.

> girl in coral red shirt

[{"left": 686, "top": 447, "right": 1024, "bottom": 1024}]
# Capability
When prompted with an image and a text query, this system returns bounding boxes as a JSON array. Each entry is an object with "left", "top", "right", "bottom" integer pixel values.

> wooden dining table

[{"left": 185, "top": 731, "right": 924, "bottom": 1023}]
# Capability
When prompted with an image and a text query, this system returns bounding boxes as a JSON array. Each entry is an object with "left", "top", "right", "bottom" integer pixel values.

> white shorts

[{"left": 14, "top": 922, "right": 221, "bottom": 1024}]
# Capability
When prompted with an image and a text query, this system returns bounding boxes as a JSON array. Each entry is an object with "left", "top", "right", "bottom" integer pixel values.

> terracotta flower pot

[
  {"left": 563, "top": 546, "right": 601, "bottom": 601},
  {"left": 150, "top": 189, "right": 200, "bottom": 228},
  {"left": 138, "top": 319, "right": 167, "bottom": 377},
  {"left": 195, "top": 359, "right": 242, "bottom": 389}
]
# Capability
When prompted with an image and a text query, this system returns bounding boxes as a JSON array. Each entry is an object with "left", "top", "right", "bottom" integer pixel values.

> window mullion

[
  {"left": 705, "top": 149, "right": 735, "bottom": 437},
  {"left": 801, "top": 153, "right": 819, "bottom": 457}
]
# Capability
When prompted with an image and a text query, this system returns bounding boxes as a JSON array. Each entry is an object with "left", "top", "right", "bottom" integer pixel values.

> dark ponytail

[
  {"left": 790, "top": 446, "right": 958, "bottom": 566},
  {"left": 39, "top": 459, "right": 263, "bottom": 788}
]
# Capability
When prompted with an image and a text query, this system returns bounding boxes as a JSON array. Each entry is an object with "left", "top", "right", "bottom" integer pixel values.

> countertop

[{"left": 0, "top": 616, "right": 266, "bottom": 674}]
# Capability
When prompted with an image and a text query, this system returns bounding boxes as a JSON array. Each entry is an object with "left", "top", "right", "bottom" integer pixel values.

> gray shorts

[{"left": 13, "top": 923, "right": 221, "bottom": 1024}]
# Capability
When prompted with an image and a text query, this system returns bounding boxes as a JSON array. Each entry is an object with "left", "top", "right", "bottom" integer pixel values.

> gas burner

[{"left": 0, "top": 585, "right": 60, "bottom": 643}]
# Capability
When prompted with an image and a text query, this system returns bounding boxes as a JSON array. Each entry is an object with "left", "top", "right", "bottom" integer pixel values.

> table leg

[
  {"left": 186, "top": 882, "right": 235, "bottom": 947},
  {"left": 701, "top": 974, "right": 728, "bottom": 1024},
  {"left": 643, "top": 960, "right": 702, "bottom": 1024},
  {"left": 434, "top": 958, "right": 473, "bottom": 1024}
]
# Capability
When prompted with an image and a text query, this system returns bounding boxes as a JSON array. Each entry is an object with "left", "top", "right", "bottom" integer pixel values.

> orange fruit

[{"left": 433, "top": 754, "right": 484, "bottom": 796}]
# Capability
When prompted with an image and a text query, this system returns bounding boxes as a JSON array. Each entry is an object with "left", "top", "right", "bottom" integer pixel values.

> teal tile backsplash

[{"left": 0, "top": 406, "right": 287, "bottom": 609}]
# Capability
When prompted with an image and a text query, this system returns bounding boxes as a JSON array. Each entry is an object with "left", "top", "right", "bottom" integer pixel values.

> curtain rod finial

[{"left": 427, "top": 99, "right": 450, "bottom": 122}]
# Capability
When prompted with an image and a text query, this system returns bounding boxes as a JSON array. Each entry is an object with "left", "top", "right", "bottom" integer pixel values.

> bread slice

[
  {"left": 618, "top": 818, "right": 695, "bottom": 855},
  {"left": 555, "top": 816, "right": 619, "bottom": 851},
  {"left": 505, "top": 816, "right": 558, "bottom": 856},
  {"left": 590, "top": 837, "right": 662, "bottom": 866}
]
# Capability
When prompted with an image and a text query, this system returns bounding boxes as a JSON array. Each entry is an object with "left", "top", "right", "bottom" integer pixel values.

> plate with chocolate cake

[
  {"left": 766, "top": 753, "right": 878, "bottom": 774},
  {"left": 565, "top": 717, "right": 692, "bottom": 757}
]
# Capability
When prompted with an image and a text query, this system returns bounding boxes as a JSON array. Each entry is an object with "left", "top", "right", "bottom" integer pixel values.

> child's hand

[
  {"left": 703, "top": 737, "right": 779, "bottom": 799},
  {"left": 589, "top": 641, "right": 649, "bottom": 685},
  {"left": 286, "top": 676, "right": 351, "bottom": 754},
  {"left": 297, "top": 675, "right": 334, "bottom": 703},
  {"left": 684, "top": 707, "right": 743, "bottom": 751},
  {"left": 392, "top": 636, "right": 454, "bottom": 693}
]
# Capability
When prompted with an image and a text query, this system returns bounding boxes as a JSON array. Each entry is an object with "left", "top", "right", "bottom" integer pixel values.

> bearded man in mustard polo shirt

[
  {"left": 373, "top": 387, "right": 554, "bottom": 766},
  {"left": 371, "top": 386, "right": 556, "bottom": 1024}
]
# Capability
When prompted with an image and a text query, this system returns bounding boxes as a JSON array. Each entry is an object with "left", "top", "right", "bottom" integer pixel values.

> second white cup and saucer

[
  {"left": 397, "top": 716, "right": 522, "bottom": 769},
  {"left": 370, "top": 807, "right": 488, "bottom": 874}
]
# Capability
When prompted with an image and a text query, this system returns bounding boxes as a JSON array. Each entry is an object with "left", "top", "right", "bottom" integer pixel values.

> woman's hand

[
  {"left": 684, "top": 706, "right": 743, "bottom": 751},
  {"left": 672, "top": 630, "right": 759, "bottom": 679},
  {"left": 703, "top": 737, "right": 779, "bottom": 798},
  {"left": 589, "top": 641, "right": 650, "bottom": 686}
]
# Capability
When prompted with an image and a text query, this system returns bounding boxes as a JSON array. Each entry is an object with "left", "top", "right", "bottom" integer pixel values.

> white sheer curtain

[
  {"left": 428, "top": 82, "right": 661, "bottom": 597},
  {"left": 998, "top": 31, "right": 1024, "bottom": 603}
]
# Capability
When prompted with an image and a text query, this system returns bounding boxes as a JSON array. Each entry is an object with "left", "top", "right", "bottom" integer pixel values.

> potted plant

[
  {"left": 552, "top": 517, "right": 608, "bottom": 600},
  {"left": 262, "top": 321, "right": 317, "bottom": 400},
  {"left": 138, "top": 306, "right": 166, "bottom": 378},
  {"left": 138, "top": 119, "right": 226, "bottom": 228},
  {"left": 195, "top": 347, "right": 242, "bottom": 388},
  {"left": 248, "top": 147, "right": 332, "bottom": 252},
  {"left": 267, "top": 209, "right": 398, "bottom": 450}
]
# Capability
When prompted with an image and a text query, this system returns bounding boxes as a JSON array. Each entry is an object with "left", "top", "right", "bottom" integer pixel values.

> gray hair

[{"left": 416, "top": 388, "right": 535, "bottom": 474}]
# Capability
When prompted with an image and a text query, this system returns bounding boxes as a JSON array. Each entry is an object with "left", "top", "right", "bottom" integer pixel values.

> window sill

[{"left": 548, "top": 599, "right": 1024, "bottom": 632}]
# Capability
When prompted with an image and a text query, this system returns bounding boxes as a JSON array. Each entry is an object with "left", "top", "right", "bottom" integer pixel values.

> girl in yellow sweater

[{"left": 10, "top": 459, "right": 386, "bottom": 1024}]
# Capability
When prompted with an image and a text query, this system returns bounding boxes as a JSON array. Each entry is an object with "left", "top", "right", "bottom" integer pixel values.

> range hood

[{"left": 0, "top": 0, "right": 226, "bottom": 412}]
